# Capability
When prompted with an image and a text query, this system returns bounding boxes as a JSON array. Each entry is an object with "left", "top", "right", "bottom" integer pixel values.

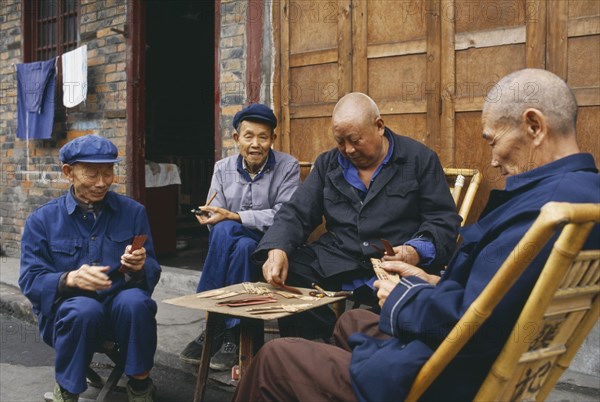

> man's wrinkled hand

[
  {"left": 374, "top": 279, "right": 397, "bottom": 308},
  {"left": 262, "top": 249, "right": 288, "bottom": 286},
  {"left": 66, "top": 264, "right": 111, "bottom": 291},
  {"left": 120, "top": 245, "right": 146, "bottom": 272},
  {"left": 379, "top": 260, "right": 440, "bottom": 285},
  {"left": 382, "top": 245, "right": 420, "bottom": 265},
  {"left": 196, "top": 206, "right": 240, "bottom": 225}
]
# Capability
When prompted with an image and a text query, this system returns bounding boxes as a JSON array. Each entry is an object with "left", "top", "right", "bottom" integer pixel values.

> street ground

[{"left": 0, "top": 313, "right": 234, "bottom": 402}]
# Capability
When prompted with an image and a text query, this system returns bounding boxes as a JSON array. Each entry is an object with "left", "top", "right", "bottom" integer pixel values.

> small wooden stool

[{"left": 44, "top": 341, "right": 125, "bottom": 402}]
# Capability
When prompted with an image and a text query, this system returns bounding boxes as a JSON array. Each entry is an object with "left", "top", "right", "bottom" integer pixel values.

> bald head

[
  {"left": 333, "top": 92, "right": 381, "bottom": 127},
  {"left": 331, "top": 93, "right": 387, "bottom": 170},
  {"left": 483, "top": 69, "right": 578, "bottom": 136}
]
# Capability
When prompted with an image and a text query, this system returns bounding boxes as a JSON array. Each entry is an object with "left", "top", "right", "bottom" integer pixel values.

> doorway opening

[{"left": 144, "top": 0, "right": 215, "bottom": 270}]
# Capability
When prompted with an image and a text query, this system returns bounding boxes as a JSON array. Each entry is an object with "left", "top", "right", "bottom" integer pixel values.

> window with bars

[
  {"left": 23, "top": 0, "right": 80, "bottom": 62},
  {"left": 21, "top": 0, "right": 80, "bottom": 139}
]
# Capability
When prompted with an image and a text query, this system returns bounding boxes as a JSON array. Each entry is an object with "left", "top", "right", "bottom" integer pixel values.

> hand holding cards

[
  {"left": 119, "top": 234, "right": 147, "bottom": 274},
  {"left": 371, "top": 258, "right": 400, "bottom": 284}
]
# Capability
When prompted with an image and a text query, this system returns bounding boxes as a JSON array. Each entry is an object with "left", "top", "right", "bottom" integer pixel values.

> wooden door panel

[
  {"left": 565, "top": 1, "right": 600, "bottom": 171},
  {"left": 275, "top": 0, "right": 600, "bottom": 222},
  {"left": 277, "top": 0, "right": 351, "bottom": 161},
  {"left": 576, "top": 106, "right": 600, "bottom": 161},
  {"left": 289, "top": 63, "right": 339, "bottom": 106},
  {"left": 287, "top": 60, "right": 338, "bottom": 162},
  {"left": 367, "top": 55, "right": 428, "bottom": 104},
  {"left": 568, "top": 36, "right": 600, "bottom": 90},
  {"left": 455, "top": 45, "right": 526, "bottom": 104},
  {"left": 290, "top": 117, "right": 336, "bottom": 162},
  {"left": 454, "top": 0, "right": 527, "bottom": 33},
  {"left": 568, "top": 0, "right": 600, "bottom": 17},
  {"left": 364, "top": 0, "right": 429, "bottom": 149},
  {"left": 289, "top": 0, "right": 338, "bottom": 53},
  {"left": 367, "top": 0, "right": 426, "bottom": 43},
  {"left": 382, "top": 114, "right": 427, "bottom": 143}
]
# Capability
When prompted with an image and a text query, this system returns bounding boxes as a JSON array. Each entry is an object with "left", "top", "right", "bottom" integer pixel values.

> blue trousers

[
  {"left": 52, "top": 288, "right": 157, "bottom": 394},
  {"left": 197, "top": 220, "right": 263, "bottom": 328}
]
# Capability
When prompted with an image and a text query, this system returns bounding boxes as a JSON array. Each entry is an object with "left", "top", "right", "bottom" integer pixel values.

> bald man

[
  {"left": 234, "top": 69, "right": 600, "bottom": 402},
  {"left": 254, "top": 92, "right": 461, "bottom": 339}
]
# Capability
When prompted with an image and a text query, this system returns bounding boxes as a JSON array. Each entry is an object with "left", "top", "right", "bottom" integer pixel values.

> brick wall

[
  {"left": 219, "top": 0, "right": 248, "bottom": 158},
  {"left": 0, "top": 0, "right": 23, "bottom": 257},
  {"left": 217, "top": 0, "right": 277, "bottom": 158},
  {"left": 0, "top": 0, "right": 129, "bottom": 256},
  {"left": 0, "top": 0, "right": 269, "bottom": 255}
]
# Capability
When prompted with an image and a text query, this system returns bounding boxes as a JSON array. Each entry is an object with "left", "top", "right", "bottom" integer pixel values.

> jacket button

[
  {"left": 91, "top": 236, "right": 96, "bottom": 241},
  {"left": 362, "top": 241, "right": 369, "bottom": 247}
]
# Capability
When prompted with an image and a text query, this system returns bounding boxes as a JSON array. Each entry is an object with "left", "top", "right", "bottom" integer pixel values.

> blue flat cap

[
  {"left": 233, "top": 104, "right": 277, "bottom": 130},
  {"left": 59, "top": 134, "right": 122, "bottom": 165}
]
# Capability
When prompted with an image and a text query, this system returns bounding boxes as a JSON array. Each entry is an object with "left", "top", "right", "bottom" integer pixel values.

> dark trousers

[
  {"left": 233, "top": 309, "right": 388, "bottom": 402},
  {"left": 279, "top": 245, "right": 378, "bottom": 340},
  {"left": 52, "top": 288, "right": 157, "bottom": 394}
]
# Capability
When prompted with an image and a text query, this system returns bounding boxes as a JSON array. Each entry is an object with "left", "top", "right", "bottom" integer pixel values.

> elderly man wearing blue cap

[
  {"left": 179, "top": 104, "right": 300, "bottom": 370},
  {"left": 19, "top": 135, "right": 161, "bottom": 402}
]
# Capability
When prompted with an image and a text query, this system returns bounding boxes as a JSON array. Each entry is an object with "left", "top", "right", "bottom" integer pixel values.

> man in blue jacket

[
  {"left": 232, "top": 69, "right": 600, "bottom": 402},
  {"left": 19, "top": 135, "right": 161, "bottom": 402},
  {"left": 179, "top": 104, "right": 300, "bottom": 371}
]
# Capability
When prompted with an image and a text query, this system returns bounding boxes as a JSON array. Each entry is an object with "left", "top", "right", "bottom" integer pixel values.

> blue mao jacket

[
  {"left": 19, "top": 189, "right": 161, "bottom": 343},
  {"left": 348, "top": 153, "right": 600, "bottom": 402}
]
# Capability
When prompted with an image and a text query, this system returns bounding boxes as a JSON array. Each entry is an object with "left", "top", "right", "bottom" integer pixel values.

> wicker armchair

[{"left": 406, "top": 202, "right": 600, "bottom": 401}]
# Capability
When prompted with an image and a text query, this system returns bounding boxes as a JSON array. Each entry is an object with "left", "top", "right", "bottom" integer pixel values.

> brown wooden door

[
  {"left": 274, "top": 0, "right": 600, "bottom": 220},
  {"left": 274, "top": 0, "right": 437, "bottom": 163}
]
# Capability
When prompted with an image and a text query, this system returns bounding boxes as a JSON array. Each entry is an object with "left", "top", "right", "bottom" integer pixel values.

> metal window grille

[
  {"left": 23, "top": 0, "right": 79, "bottom": 62},
  {"left": 22, "top": 0, "right": 80, "bottom": 139}
]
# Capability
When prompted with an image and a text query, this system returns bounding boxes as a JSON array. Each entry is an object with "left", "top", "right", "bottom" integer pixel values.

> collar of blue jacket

[
  {"left": 505, "top": 153, "right": 597, "bottom": 192},
  {"left": 337, "top": 129, "right": 395, "bottom": 199},
  {"left": 235, "top": 149, "right": 276, "bottom": 182},
  {"left": 65, "top": 186, "right": 118, "bottom": 215}
]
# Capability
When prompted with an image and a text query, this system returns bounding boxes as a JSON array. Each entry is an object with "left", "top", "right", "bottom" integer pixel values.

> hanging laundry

[
  {"left": 62, "top": 45, "right": 87, "bottom": 108},
  {"left": 16, "top": 58, "right": 56, "bottom": 140}
]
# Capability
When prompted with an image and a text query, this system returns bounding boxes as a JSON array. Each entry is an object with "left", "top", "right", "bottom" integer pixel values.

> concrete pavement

[{"left": 1, "top": 256, "right": 598, "bottom": 401}]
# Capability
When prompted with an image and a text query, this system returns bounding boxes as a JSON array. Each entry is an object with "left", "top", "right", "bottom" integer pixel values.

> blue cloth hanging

[{"left": 16, "top": 58, "right": 56, "bottom": 140}]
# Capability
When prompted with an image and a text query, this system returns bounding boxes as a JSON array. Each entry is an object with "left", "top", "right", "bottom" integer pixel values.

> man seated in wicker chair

[{"left": 232, "top": 69, "right": 600, "bottom": 402}]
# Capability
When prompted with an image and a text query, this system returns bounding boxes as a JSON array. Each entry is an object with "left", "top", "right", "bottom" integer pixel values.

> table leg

[
  {"left": 238, "top": 318, "right": 264, "bottom": 378},
  {"left": 193, "top": 312, "right": 218, "bottom": 402}
]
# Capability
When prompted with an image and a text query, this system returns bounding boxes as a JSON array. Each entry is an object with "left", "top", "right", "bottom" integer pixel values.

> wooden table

[{"left": 163, "top": 282, "right": 347, "bottom": 402}]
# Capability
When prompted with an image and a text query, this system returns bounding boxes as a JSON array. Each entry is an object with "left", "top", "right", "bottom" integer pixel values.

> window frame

[
  {"left": 22, "top": 0, "right": 80, "bottom": 63},
  {"left": 21, "top": 0, "right": 81, "bottom": 138}
]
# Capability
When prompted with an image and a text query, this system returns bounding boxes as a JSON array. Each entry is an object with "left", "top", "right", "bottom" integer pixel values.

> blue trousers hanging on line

[
  {"left": 197, "top": 220, "right": 263, "bottom": 329},
  {"left": 16, "top": 58, "right": 56, "bottom": 140},
  {"left": 52, "top": 288, "right": 157, "bottom": 394}
]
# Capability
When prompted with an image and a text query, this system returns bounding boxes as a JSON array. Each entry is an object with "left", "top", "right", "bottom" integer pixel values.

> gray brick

[{"left": 221, "top": 47, "right": 244, "bottom": 60}]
